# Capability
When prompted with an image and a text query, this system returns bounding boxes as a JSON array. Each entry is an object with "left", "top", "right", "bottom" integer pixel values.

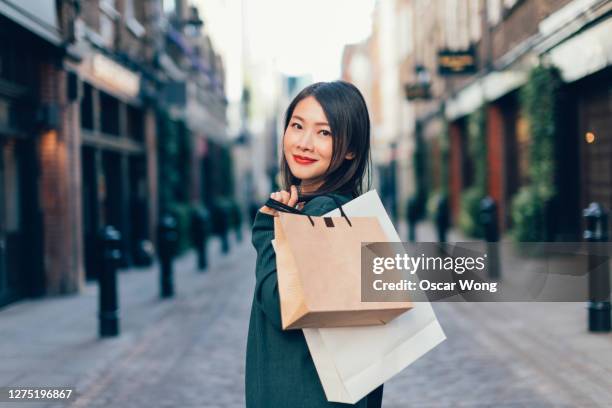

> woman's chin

[{"left": 289, "top": 168, "right": 314, "bottom": 181}]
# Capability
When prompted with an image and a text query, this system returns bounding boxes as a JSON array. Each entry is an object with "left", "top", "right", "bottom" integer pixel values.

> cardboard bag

[
  {"left": 273, "top": 210, "right": 412, "bottom": 330},
  {"left": 302, "top": 190, "right": 447, "bottom": 404}
]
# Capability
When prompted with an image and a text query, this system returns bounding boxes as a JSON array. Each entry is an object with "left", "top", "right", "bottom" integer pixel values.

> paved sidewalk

[
  {"left": 384, "top": 221, "right": 612, "bottom": 407},
  {"left": 0, "top": 233, "right": 252, "bottom": 408},
  {"left": 0, "top": 222, "right": 611, "bottom": 407}
]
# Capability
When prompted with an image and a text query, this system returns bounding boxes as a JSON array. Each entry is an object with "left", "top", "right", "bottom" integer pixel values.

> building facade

[
  {"left": 349, "top": 0, "right": 611, "bottom": 240},
  {"left": 0, "top": 0, "right": 64, "bottom": 306},
  {"left": 0, "top": 0, "right": 229, "bottom": 308}
]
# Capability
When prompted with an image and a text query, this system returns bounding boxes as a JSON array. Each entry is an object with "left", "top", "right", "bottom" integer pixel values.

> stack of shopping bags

[{"left": 271, "top": 190, "right": 446, "bottom": 404}]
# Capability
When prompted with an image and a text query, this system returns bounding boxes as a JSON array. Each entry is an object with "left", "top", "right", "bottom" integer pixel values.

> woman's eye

[
  {"left": 320, "top": 130, "right": 332, "bottom": 136},
  {"left": 291, "top": 122, "right": 302, "bottom": 129}
]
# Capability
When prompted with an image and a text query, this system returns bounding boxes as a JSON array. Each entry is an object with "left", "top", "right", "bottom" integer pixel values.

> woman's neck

[{"left": 299, "top": 180, "right": 324, "bottom": 194}]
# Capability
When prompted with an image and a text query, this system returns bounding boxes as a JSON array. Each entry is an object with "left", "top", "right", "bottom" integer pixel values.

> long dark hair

[{"left": 280, "top": 81, "right": 372, "bottom": 200}]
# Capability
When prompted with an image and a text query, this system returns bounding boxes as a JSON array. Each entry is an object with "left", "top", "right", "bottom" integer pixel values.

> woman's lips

[{"left": 293, "top": 154, "right": 317, "bottom": 165}]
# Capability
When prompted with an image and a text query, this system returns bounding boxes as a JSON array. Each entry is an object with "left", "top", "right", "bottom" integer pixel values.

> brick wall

[
  {"left": 449, "top": 122, "right": 463, "bottom": 224},
  {"left": 38, "top": 63, "right": 84, "bottom": 294},
  {"left": 144, "top": 108, "right": 158, "bottom": 245},
  {"left": 487, "top": 104, "right": 505, "bottom": 233},
  {"left": 491, "top": 0, "right": 574, "bottom": 61}
]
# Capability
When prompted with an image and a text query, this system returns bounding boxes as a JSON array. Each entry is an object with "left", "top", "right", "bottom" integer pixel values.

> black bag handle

[
  {"left": 264, "top": 197, "right": 315, "bottom": 226},
  {"left": 264, "top": 194, "right": 352, "bottom": 227},
  {"left": 326, "top": 195, "right": 353, "bottom": 227}
]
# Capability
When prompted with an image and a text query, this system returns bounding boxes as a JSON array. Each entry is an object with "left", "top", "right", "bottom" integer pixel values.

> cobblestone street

[{"left": 1, "top": 226, "right": 612, "bottom": 408}]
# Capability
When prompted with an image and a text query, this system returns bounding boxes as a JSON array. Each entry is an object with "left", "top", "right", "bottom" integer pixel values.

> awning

[
  {"left": 0, "top": 0, "right": 62, "bottom": 46},
  {"left": 546, "top": 17, "right": 612, "bottom": 83},
  {"left": 445, "top": 70, "right": 527, "bottom": 120}
]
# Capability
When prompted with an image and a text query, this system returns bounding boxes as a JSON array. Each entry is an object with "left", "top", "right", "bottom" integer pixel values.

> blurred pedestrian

[{"left": 246, "top": 81, "right": 383, "bottom": 407}]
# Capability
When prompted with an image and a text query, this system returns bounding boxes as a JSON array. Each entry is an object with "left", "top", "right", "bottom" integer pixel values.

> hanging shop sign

[
  {"left": 404, "top": 65, "right": 432, "bottom": 100},
  {"left": 437, "top": 48, "right": 477, "bottom": 75},
  {"left": 89, "top": 53, "right": 140, "bottom": 99},
  {"left": 404, "top": 82, "right": 431, "bottom": 100}
]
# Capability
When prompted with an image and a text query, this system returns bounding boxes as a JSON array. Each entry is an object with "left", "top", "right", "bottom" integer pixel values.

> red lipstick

[{"left": 293, "top": 154, "right": 317, "bottom": 165}]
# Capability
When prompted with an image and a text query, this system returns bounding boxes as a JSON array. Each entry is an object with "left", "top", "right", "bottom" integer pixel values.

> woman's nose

[{"left": 296, "top": 130, "right": 314, "bottom": 151}]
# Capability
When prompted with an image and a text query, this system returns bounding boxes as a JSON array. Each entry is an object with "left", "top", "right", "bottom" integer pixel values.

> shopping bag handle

[
  {"left": 264, "top": 197, "right": 316, "bottom": 226},
  {"left": 264, "top": 195, "right": 352, "bottom": 227},
  {"left": 326, "top": 195, "right": 352, "bottom": 227}
]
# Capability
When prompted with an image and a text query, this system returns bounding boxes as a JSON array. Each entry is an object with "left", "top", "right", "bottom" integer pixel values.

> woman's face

[{"left": 283, "top": 96, "right": 336, "bottom": 190}]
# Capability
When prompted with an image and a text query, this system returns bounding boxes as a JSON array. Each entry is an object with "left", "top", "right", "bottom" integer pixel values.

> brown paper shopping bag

[{"left": 273, "top": 208, "right": 412, "bottom": 330}]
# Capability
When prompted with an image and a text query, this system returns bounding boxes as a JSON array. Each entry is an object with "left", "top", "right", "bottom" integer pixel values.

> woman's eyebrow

[{"left": 292, "top": 115, "right": 329, "bottom": 127}]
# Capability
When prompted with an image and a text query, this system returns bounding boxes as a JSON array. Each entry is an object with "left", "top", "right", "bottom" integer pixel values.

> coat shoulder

[{"left": 302, "top": 194, "right": 352, "bottom": 216}]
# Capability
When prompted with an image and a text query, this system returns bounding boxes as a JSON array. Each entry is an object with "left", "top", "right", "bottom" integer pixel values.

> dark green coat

[{"left": 246, "top": 193, "right": 384, "bottom": 408}]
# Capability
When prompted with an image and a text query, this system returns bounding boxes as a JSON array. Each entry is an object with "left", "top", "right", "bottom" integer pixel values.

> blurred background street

[
  {"left": 1, "top": 227, "right": 611, "bottom": 407},
  {"left": 0, "top": 0, "right": 611, "bottom": 406}
]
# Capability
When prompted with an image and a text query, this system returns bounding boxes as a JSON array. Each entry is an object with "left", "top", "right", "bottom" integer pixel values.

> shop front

[
  {"left": 544, "top": 12, "right": 612, "bottom": 236},
  {"left": 73, "top": 52, "right": 154, "bottom": 279},
  {"left": 0, "top": 12, "right": 56, "bottom": 306}
]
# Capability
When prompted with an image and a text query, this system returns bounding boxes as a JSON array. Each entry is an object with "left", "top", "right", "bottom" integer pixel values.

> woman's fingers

[
  {"left": 263, "top": 187, "right": 299, "bottom": 215},
  {"left": 288, "top": 185, "right": 298, "bottom": 208},
  {"left": 278, "top": 190, "right": 291, "bottom": 204},
  {"left": 259, "top": 205, "right": 277, "bottom": 216},
  {"left": 269, "top": 189, "right": 296, "bottom": 213}
]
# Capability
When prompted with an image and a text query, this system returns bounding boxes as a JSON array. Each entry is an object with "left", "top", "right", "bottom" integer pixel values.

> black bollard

[
  {"left": 583, "top": 202, "right": 611, "bottom": 332},
  {"left": 480, "top": 196, "right": 501, "bottom": 279},
  {"left": 406, "top": 197, "right": 419, "bottom": 243},
  {"left": 211, "top": 201, "right": 230, "bottom": 255},
  {"left": 435, "top": 194, "right": 450, "bottom": 243},
  {"left": 233, "top": 203, "right": 243, "bottom": 243},
  {"left": 220, "top": 205, "right": 230, "bottom": 255},
  {"left": 98, "top": 225, "right": 122, "bottom": 337},
  {"left": 158, "top": 213, "right": 179, "bottom": 298},
  {"left": 191, "top": 207, "right": 210, "bottom": 271}
]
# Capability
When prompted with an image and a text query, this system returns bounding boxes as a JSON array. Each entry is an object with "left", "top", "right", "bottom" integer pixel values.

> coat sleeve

[{"left": 251, "top": 196, "right": 339, "bottom": 330}]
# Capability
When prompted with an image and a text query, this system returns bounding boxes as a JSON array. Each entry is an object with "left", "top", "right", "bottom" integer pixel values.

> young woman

[{"left": 246, "top": 81, "right": 384, "bottom": 407}]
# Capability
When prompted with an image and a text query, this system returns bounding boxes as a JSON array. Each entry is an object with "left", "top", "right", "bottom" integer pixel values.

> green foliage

[
  {"left": 459, "top": 186, "right": 485, "bottom": 238},
  {"left": 510, "top": 65, "right": 562, "bottom": 241},
  {"left": 520, "top": 65, "right": 560, "bottom": 196},
  {"left": 157, "top": 110, "right": 192, "bottom": 211},
  {"left": 458, "top": 105, "right": 487, "bottom": 237},
  {"left": 510, "top": 186, "right": 548, "bottom": 242},
  {"left": 167, "top": 202, "right": 193, "bottom": 254}
]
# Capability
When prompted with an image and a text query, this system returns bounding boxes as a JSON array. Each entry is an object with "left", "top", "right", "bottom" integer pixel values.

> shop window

[
  {"left": 127, "top": 105, "right": 144, "bottom": 141},
  {"left": 100, "top": 91, "right": 120, "bottom": 136},
  {"left": 0, "top": 33, "right": 14, "bottom": 83},
  {"left": 81, "top": 83, "right": 94, "bottom": 130},
  {"left": 0, "top": 28, "right": 35, "bottom": 86},
  {"left": 2, "top": 140, "right": 20, "bottom": 233}
]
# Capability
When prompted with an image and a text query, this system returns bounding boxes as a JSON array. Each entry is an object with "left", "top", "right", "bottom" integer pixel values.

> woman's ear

[{"left": 345, "top": 152, "right": 355, "bottom": 160}]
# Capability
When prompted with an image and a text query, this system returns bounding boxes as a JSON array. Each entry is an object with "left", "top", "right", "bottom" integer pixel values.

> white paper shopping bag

[{"left": 303, "top": 190, "right": 447, "bottom": 404}]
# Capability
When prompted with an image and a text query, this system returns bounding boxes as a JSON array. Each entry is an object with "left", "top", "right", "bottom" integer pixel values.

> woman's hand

[{"left": 259, "top": 185, "right": 299, "bottom": 217}]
